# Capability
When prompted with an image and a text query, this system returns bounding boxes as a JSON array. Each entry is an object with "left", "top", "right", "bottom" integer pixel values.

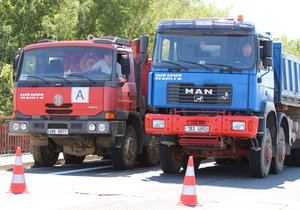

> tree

[
  {"left": 275, "top": 35, "right": 300, "bottom": 57},
  {"left": 0, "top": 64, "right": 13, "bottom": 119}
]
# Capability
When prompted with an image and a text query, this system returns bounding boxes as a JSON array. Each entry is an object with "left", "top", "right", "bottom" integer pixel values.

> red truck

[{"left": 8, "top": 36, "right": 159, "bottom": 169}]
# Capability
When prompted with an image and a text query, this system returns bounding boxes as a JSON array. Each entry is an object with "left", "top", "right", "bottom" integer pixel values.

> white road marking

[{"left": 49, "top": 165, "right": 113, "bottom": 175}]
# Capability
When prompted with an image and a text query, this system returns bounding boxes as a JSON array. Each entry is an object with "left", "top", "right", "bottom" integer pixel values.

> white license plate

[
  {"left": 184, "top": 125, "right": 209, "bottom": 133},
  {"left": 47, "top": 129, "right": 68, "bottom": 135}
]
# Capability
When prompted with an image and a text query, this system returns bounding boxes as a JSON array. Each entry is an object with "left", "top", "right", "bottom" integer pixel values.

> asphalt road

[{"left": 0, "top": 158, "right": 300, "bottom": 210}]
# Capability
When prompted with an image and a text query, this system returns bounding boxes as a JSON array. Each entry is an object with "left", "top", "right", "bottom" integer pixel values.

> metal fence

[{"left": 0, "top": 124, "right": 30, "bottom": 156}]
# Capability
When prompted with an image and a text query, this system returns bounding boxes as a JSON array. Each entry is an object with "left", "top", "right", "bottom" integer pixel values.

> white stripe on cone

[
  {"left": 14, "top": 157, "right": 23, "bottom": 166},
  {"left": 181, "top": 185, "right": 196, "bottom": 195},
  {"left": 11, "top": 174, "right": 25, "bottom": 184},
  {"left": 185, "top": 166, "right": 195, "bottom": 176}
]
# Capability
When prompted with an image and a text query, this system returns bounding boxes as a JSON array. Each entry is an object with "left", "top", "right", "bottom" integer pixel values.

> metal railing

[{"left": 0, "top": 124, "right": 30, "bottom": 156}]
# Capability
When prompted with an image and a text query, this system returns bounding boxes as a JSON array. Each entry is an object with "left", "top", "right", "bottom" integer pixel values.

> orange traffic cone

[
  {"left": 9, "top": 147, "right": 28, "bottom": 194},
  {"left": 178, "top": 156, "right": 198, "bottom": 206}
]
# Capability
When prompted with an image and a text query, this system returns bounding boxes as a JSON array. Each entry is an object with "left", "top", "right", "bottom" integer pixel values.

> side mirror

[
  {"left": 13, "top": 53, "right": 20, "bottom": 72},
  {"left": 120, "top": 54, "right": 130, "bottom": 75},
  {"left": 263, "top": 40, "right": 273, "bottom": 58},
  {"left": 139, "top": 35, "right": 148, "bottom": 62},
  {"left": 13, "top": 53, "right": 20, "bottom": 81},
  {"left": 263, "top": 57, "right": 272, "bottom": 67}
]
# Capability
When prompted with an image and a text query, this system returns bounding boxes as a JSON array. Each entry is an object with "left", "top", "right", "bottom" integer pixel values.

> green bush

[{"left": 0, "top": 64, "right": 13, "bottom": 122}]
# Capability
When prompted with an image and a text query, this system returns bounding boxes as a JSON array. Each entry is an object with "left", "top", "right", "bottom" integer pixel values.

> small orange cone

[
  {"left": 178, "top": 156, "right": 198, "bottom": 206},
  {"left": 9, "top": 147, "right": 28, "bottom": 194}
]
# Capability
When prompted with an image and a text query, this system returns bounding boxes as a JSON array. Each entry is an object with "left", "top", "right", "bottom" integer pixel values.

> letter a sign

[{"left": 72, "top": 87, "right": 89, "bottom": 103}]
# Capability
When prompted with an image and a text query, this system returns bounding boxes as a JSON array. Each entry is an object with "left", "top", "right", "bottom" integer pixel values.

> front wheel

[
  {"left": 31, "top": 140, "right": 59, "bottom": 167},
  {"left": 111, "top": 125, "right": 138, "bottom": 169},
  {"left": 160, "top": 144, "right": 183, "bottom": 174},
  {"left": 249, "top": 128, "right": 273, "bottom": 178}
]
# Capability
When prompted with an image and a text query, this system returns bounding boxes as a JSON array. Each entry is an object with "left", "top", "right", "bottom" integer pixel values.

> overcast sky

[{"left": 206, "top": 0, "right": 300, "bottom": 39}]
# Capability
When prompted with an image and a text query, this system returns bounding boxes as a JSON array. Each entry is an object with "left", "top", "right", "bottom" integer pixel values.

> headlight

[
  {"left": 88, "top": 123, "right": 96, "bottom": 132},
  {"left": 98, "top": 123, "right": 106, "bottom": 132},
  {"left": 12, "top": 122, "right": 20, "bottom": 131},
  {"left": 20, "top": 123, "right": 28, "bottom": 131},
  {"left": 232, "top": 122, "right": 246, "bottom": 130},
  {"left": 152, "top": 120, "right": 165, "bottom": 128}
]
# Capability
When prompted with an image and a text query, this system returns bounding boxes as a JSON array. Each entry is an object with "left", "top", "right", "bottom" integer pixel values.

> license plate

[
  {"left": 184, "top": 125, "right": 209, "bottom": 133},
  {"left": 47, "top": 129, "right": 68, "bottom": 135}
]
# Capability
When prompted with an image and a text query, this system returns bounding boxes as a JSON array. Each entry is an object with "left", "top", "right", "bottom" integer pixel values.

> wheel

[
  {"left": 270, "top": 127, "right": 286, "bottom": 174},
  {"left": 249, "top": 128, "right": 273, "bottom": 178},
  {"left": 139, "top": 137, "right": 160, "bottom": 167},
  {"left": 111, "top": 125, "right": 138, "bottom": 169},
  {"left": 31, "top": 140, "right": 59, "bottom": 167},
  {"left": 160, "top": 143, "right": 183, "bottom": 174},
  {"left": 139, "top": 145, "right": 159, "bottom": 167},
  {"left": 63, "top": 153, "right": 85, "bottom": 164}
]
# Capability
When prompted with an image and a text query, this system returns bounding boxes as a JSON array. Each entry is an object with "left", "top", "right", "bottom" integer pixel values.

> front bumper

[
  {"left": 145, "top": 114, "right": 258, "bottom": 138},
  {"left": 8, "top": 120, "right": 125, "bottom": 137}
]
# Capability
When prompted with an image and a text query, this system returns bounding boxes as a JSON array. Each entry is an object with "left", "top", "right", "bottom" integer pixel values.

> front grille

[{"left": 167, "top": 83, "right": 232, "bottom": 106}]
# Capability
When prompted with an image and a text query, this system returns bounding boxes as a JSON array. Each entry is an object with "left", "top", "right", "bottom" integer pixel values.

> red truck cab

[{"left": 9, "top": 36, "right": 158, "bottom": 169}]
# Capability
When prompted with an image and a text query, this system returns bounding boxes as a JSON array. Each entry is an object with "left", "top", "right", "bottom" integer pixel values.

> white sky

[{"left": 206, "top": 0, "right": 300, "bottom": 39}]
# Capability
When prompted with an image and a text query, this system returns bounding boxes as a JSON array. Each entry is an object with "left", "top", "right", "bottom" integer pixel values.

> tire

[
  {"left": 63, "top": 153, "right": 85, "bottom": 164},
  {"left": 249, "top": 128, "right": 273, "bottom": 178},
  {"left": 111, "top": 125, "right": 138, "bottom": 170},
  {"left": 31, "top": 140, "right": 59, "bottom": 167},
  {"left": 160, "top": 144, "right": 183, "bottom": 174},
  {"left": 270, "top": 127, "right": 286, "bottom": 174},
  {"left": 139, "top": 143, "right": 160, "bottom": 167}
]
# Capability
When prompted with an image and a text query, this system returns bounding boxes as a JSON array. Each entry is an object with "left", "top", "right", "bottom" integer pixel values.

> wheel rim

[
  {"left": 278, "top": 133, "right": 286, "bottom": 162},
  {"left": 124, "top": 129, "right": 137, "bottom": 165},
  {"left": 264, "top": 133, "right": 273, "bottom": 166}
]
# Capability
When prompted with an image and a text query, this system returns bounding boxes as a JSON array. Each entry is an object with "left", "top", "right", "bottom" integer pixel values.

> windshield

[
  {"left": 153, "top": 34, "right": 256, "bottom": 70},
  {"left": 17, "top": 46, "right": 115, "bottom": 82}
]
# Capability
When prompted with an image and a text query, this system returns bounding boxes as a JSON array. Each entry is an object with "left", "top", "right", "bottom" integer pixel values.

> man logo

[
  {"left": 53, "top": 94, "right": 63, "bottom": 106},
  {"left": 194, "top": 95, "right": 203, "bottom": 102}
]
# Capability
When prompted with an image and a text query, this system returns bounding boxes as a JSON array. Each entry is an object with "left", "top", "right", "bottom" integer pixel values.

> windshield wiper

[
  {"left": 23, "top": 75, "right": 49, "bottom": 84},
  {"left": 66, "top": 74, "right": 94, "bottom": 83},
  {"left": 44, "top": 75, "right": 72, "bottom": 84},
  {"left": 160, "top": 60, "right": 188, "bottom": 70},
  {"left": 206, "top": 63, "right": 235, "bottom": 71},
  {"left": 177, "top": 59, "right": 212, "bottom": 71}
]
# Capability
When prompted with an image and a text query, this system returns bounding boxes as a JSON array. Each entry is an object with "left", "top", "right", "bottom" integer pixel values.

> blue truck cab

[{"left": 145, "top": 16, "right": 300, "bottom": 177}]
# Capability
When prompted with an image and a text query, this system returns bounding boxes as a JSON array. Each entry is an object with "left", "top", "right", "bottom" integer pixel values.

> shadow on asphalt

[{"left": 7, "top": 157, "right": 300, "bottom": 190}]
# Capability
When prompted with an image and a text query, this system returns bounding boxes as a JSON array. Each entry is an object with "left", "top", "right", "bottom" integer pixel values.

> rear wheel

[
  {"left": 31, "top": 140, "right": 59, "bottom": 167},
  {"left": 270, "top": 127, "right": 286, "bottom": 174},
  {"left": 249, "top": 128, "right": 273, "bottom": 178},
  {"left": 63, "top": 153, "right": 85, "bottom": 164},
  {"left": 111, "top": 125, "right": 138, "bottom": 169},
  {"left": 160, "top": 143, "right": 183, "bottom": 174}
]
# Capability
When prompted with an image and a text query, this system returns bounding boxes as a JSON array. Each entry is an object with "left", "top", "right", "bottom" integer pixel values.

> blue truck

[{"left": 144, "top": 16, "right": 300, "bottom": 177}]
